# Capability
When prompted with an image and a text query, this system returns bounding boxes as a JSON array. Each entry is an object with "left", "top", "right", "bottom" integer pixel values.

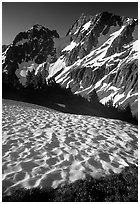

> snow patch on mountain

[
  {"left": 48, "top": 57, "right": 65, "bottom": 79},
  {"left": 46, "top": 16, "right": 137, "bottom": 118},
  {"left": 131, "top": 40, "right": 138, "bottom": 52},
  {"left": 66, "top": 79, "right": 73, "bottom": 89},
  {"left": 48, "top": 27, "right": 137, "bottom": 109},
  {"left": 81, "top": 21, "right": 92, "bottom": 32},
  {"left": 15, "top": 60, "right": 38, "bottom": 85},
  {"left": 113, "top": 93, "right": 125, "bottom": 105},
  {"left": 2, "top": 46, "right": 9, "bottom": 64},
  {"left": 75, "top": 85, "right": 93, "bottom": 94},
  {"left": 74, "top": 28, "right": 80, "bottom": 35},
  {"left": 121, "top": 90, "right": 138, "bottom": 104},
  {"left": 62, "top": 41, "right": 77, "bottom": 52},
  {"left": 35, "top": 62, "right": 47, "bottom": 75},
  {"left": 78, "top": 25, "right": 126, "bottom": 68}
]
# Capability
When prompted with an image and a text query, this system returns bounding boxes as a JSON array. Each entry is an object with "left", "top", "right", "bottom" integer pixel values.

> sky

[{"left": 2, "top": 1, "right": 138, "bottom": 45}]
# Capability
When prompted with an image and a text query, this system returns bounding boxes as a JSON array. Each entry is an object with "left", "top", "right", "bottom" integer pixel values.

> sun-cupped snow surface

[
  {"left": 81, "top": 21, "right": 92, "bottom": 32},
  {"left": 62, "top": 41, "right": 77, "bottom": 52},
  {"left": 2, "top": 100, "right": 138, "bottom": 195}
]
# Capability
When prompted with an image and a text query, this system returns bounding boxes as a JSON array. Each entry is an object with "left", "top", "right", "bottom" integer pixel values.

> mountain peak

[
  {"left": 2, "top": 11, "right": 138, "bottom": 119},
  {"left": 32, "top": 24, "right": 45, "bottom": 30}
]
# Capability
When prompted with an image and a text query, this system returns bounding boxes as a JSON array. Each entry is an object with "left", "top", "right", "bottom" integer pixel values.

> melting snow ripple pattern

[{"left": 2, "top": 101, "right": 138, "bottom": 195}]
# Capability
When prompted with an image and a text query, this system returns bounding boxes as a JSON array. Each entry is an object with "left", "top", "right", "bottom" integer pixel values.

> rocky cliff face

[
  {"left": 2, "top": 12, "right": 138, "bottom": 118},
  {"left": 47, "top": 12, "right": 138, "bottom": 118},
  {"left": 2, "top": 24, "right": 59, "bottom": 86}
]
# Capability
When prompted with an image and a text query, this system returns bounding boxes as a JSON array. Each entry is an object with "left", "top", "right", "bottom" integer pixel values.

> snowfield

[{"left": 2, "top": 100, "right": 138, "bottom": 196}]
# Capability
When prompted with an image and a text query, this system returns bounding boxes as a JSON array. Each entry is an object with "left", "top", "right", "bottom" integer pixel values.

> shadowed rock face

[
  {"left": 2, "top": 12, "right": 138, "bottom": 118},
  {"left": 2, "top": 24, "right": 59, "bottom": 86},
  {"left": 63, "top": 12, "right": 123, "bottom": 65}
]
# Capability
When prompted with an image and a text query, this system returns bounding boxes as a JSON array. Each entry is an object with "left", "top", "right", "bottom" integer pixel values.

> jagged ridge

[
  {"left": 2, "top": 11, "right": 138, "bottom": 118},
  {"left": 46, "top": 12, "right": 138, "bottom": 118}
]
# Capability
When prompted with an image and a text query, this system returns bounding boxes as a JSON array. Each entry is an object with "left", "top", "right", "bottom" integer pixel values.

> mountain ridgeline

[{"left": 2, "top": 12, "right": 138, "bottom": 123}]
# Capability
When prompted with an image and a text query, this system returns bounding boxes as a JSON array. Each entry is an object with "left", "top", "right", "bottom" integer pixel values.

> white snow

[
  {"left": 131, "top": 40, "right": 138, "bottom": 52},
  {"left": 74, "top": 28, "right": 80, "bottom": 35},
  {"left": 94, "top": 75, "right": 109, "bottom": 89},
  {"left": 81, "top": 21, "right": 91, "bottom": 32},
  {"left": 110, "top": 25, "right": 125, "bottom": 38},
  {"left": 80, "top": 42, "right": 84, "bottom": 46},
  {"left": 2, "top": 47, "right": 10, "bottom": 64},
  {"left": 44, "top": 23, "right": 137, "bottom": 110},
  {"left": 79, "top": 81, "right": 83, "bottom": 89},
  {"left": 125, "top": 90, "right": 132, "bottom": 101},
  {"left": 100, "top": 83, "right": 110, "bottom": 92},
  {"left": 100, "top": 92, "right": 116, "bottom": 105},
  {"left": 20, "top": 70, "right": 27, "bottom": 77},
  {"left": 75, "top": 85, "right": 92, "bottom": 94},
  {"left": 108, "top": 85, "right": 119, "bottom": 92},
  {"left": 81, "top": 25, "right": 126, "bottom": 68},
  {"left": 117, "top": 40, "right": 138, "bottom": 67},
  {"left": 62, "top": 41, "right": 77, "bottom": 52},
  {"left": 119, "top": 90, "right": 138, "bottom": 105},
  {"left": 99, "top": 84, "right": 137, "bottom": 107},
  {"left": 86, "top": 87, "right": 95, "bottom": 95},
  {"left": 131, "top": 92, "right": 138, "bottom": 97},
  {"left": 56, "top": 74, "right": 68, "bottom": 84},
  {"left": 55, "top": 64, "right": 73, "bottom": 83},
  {"left": 113, "top": 92, "right": 125, "bottom": 104},
  {"left": 66, "top": 79, "right": 73, "bottom": 89},
  {"left": 35, "top": 62, "right": 46, "bottom": 75},
  {"left": 48, "top": 57, "right": 65, "bottom": 79},
  {"left": 2, "top": 54, "right": 6, "bottom": 64}
]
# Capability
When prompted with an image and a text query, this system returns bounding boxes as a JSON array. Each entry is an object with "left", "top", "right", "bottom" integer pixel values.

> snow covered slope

[{"left": 46, "top": 12, "right": 138, "bottom": 118}]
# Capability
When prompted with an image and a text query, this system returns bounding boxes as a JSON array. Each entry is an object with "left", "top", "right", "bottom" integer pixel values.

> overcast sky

[{"left": 2, "top": 2, "right": 138, "bottom": 45}]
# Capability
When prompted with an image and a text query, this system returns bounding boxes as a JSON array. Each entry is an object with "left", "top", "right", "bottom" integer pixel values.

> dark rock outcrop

[{"left": 2, "top": 24, "right": 59, "bottom": 87}]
